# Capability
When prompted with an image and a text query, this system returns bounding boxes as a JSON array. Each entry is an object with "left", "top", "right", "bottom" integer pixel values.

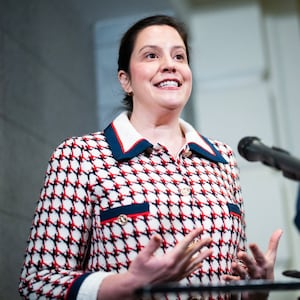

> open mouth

[{"left": 155, "top": 80, "right": 181, "bottom": 88}]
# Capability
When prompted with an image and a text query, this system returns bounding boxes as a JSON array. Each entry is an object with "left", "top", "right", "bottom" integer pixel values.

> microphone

[{"left": 238, "top": 136, "right": 300, "bottom": 181}]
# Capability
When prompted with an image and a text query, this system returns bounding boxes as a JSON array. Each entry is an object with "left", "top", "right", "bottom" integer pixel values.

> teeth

[{"left": 158, "top": 80, "right": 179, "bottom": 88}]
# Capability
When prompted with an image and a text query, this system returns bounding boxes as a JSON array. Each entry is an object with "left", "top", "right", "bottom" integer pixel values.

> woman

[{"left": 19, "top": 15, "right": 282, "bottom": 300}]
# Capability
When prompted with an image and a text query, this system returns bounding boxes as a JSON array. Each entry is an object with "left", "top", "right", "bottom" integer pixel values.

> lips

[{"left": 155, "top": 79, "right": 181, "bottom": 88}]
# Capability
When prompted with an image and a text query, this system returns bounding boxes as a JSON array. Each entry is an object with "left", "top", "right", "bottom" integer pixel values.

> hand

[
  {"left": 128, "top": 227, "right": 213, "bottom": 285},
  {"left": 99, "top": 227, "right": 213, "bottom": 300},
  {"left": 223, "top": 229, "right": 283, "bottom": 300}
]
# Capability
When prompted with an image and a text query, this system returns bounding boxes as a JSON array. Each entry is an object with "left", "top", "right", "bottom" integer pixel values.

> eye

[
  {"left": 146, "top": 52, "right": 158, "bottom": 59},
  {"left": 174, "top": 53, "right": 186, "bottom": 61}
]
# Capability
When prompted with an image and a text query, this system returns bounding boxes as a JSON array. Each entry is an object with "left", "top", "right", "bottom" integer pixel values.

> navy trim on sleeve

[{"left": 66, "top": 272, "right": 92, "bottom": 300}]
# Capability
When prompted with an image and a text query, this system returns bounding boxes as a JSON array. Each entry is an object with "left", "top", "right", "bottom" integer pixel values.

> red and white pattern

[{"left": 19, "top": 112, "right": 246, "bottom": 300}]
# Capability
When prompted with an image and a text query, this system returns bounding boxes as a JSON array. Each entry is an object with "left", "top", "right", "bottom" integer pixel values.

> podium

[{"left": 136, "top": 279, "right": 300, "bottom": 299}]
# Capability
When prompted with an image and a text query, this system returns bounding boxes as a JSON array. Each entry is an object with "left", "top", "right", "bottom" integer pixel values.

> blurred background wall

[
  {"left": 0, "top": 1, "right": 99, "bottom": 299},
  {"left": 0, "top": 0, "right": 299, "bottom": 299}
]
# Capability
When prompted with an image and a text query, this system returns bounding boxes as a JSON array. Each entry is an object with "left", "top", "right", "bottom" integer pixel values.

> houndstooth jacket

[{"left": 19, "top": 112, "right": 246, "bottom": 300}]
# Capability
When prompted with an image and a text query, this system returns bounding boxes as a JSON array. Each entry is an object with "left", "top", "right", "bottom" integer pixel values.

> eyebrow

[{"left": 138, "top": 45, "right": 186, "bottom": 53}]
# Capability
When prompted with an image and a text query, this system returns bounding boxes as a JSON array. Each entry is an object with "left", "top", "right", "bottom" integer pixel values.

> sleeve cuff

[{"left": 76, "top": 271, "right": 114, "bottom": 300}]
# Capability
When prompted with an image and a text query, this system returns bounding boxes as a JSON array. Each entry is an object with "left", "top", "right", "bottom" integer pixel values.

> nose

[{"left": 161, "top": 55, "right": 176, "bottom": 73}]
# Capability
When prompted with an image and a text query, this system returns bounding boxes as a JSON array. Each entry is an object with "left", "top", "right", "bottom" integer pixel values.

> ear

[{"left": 118, "top": 70, "right": 132, "bottom": 94}]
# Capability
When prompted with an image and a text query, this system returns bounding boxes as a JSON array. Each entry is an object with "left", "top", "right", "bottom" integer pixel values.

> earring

[{"left": 127, "top": 91, "right": 133, "bottom": 96}]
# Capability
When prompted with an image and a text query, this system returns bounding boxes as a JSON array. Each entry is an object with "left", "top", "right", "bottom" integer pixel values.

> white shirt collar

[{"left": 104, "top": 112, "right": 227, "bottom": 164}]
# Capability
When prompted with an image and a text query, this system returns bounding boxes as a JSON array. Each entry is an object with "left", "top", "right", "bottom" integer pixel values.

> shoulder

[
  {"left": 208, "top": 138, "right": 238, "bottom": 167},
  {"left": 210, "top": 138, "right": 234, "bottom": 156},
  {"left": 50, "top": 131, "right": 108, "bottom": 159},
  {"left": 59, "top": 131, "right": 106, "bottom": 148}
]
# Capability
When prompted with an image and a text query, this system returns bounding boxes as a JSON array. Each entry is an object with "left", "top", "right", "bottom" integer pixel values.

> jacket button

[
  {"left": 117, "top": 214, "right": 128, "bottom": 225},
  {"left": 180, "top": 187, "right": 191, "bottom": 196}
]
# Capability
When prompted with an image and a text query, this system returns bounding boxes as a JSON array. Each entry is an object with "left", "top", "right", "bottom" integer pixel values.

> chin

[
  {"left": 161, "top": 102, "right": 185, "bottom": 112},
  {"left": 163, "top": 98, "right": 188, "bottom": 108}
]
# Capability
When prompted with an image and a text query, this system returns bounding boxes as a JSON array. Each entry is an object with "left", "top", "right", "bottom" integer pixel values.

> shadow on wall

[{"left": 0, "top": 1, "right": 98, "bottom": 299}]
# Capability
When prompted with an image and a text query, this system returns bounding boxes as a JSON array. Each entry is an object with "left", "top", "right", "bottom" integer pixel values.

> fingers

[
  {"left": 139, "top": 234, "right": 162, "bottom": 258},
  {"left": 188, "top": 237, "right": 214, "bottom": 263},
  {"left": 237, "top": 247, "right": 268, "bottom": 279},
  {"left": 247, "top": 229, "right": 282, "bottom": 265},
  {"left": 128, "top": 228, "right": 213, "bottom": 287},
  {"left": 174, "top": 242, "right": 212, "bottom": 281},
  {"left": 231, "top": 261, "right": 248, "bottom": 280},
  {"left": 178, "top": 227, "right": 205, "bottom": 249},
  {"left": 239, "top": 252, "right": 263, "bottom": 279},
  {"left": 250, "top": 243, "right": 265, "bottom": 264},
  {"left": 223, "top": 274, "right": 241, "bottom": 281},
  {"left": 158, "top": 228, "right": 212, "bottom": 281},
  {"left": 172, "top": 228, "right": 212, "bottom": 265},
  {"left": 178, "top": 227, "right": 212, "bottom": 253},
  {"left": 177, "top": 229, "right": 213, "bottom": 279},
  {"left": 179, "top": 260, "right": 203, "bottom": 280},
  {"left": 265, "top": 229, "right": 283, "bottom": 260},
  {"left": 236, "top": 229, "right": 283, "bottom": 280},
  {"left": 248, "top": 229, "right": 283, "bottom": 267},
  {"left": 188, "top": 242, "right": 213, "bottom": 264},
  {"left": 240, "top": 245, "right": 264, "bottom": 274}
]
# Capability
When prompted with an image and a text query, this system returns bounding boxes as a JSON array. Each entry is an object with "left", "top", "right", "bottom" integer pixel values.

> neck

[{"left": 129, "top": 112, "right": 186, "bottom": 157}]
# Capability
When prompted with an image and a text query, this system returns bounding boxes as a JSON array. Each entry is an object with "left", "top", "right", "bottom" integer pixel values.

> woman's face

[{"left": 119, "top": 25, "right": 192, "bottom": 115}]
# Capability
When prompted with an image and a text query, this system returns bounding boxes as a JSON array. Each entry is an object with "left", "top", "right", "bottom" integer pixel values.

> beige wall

[{"left": 0, "top": 1, "right": 98, "bottom": 298}]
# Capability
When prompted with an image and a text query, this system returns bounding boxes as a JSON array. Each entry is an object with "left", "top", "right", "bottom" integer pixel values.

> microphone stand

[
  {"left": 262, "top": 146, "right": 300, "bottom": 180},
  {"left": 238, "top": 136, "right": 300, "bottom": 181}
]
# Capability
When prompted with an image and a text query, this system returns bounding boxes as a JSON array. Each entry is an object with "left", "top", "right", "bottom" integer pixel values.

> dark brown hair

[{"left": 118, "top": 15, "right": 190, "bottom": 112}]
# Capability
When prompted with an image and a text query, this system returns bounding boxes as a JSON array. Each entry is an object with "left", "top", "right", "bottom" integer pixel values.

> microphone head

[{"left": 238, "top": 136, "right": 261, "bottom": 159}]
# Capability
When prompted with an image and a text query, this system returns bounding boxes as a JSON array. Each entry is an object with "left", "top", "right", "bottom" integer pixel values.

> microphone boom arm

[{"left": 238, "top": 137, "right": 300, "bottom": 181}]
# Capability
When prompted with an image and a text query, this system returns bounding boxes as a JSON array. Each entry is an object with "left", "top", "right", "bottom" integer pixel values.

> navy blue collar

[{"left": 104, "top": 112, "right": 227, "bottom": 164}]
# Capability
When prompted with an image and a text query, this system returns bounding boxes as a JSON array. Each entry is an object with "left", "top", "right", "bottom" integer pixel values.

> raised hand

[
  {"left": 128, "top": 227, "right": 213, "bottom": 284},
  {"left": 223, "top": 229, "right": 283, "bottom": 300},
  {"left": 98, "top": 227, "right": 213, "bottom": 300}
]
